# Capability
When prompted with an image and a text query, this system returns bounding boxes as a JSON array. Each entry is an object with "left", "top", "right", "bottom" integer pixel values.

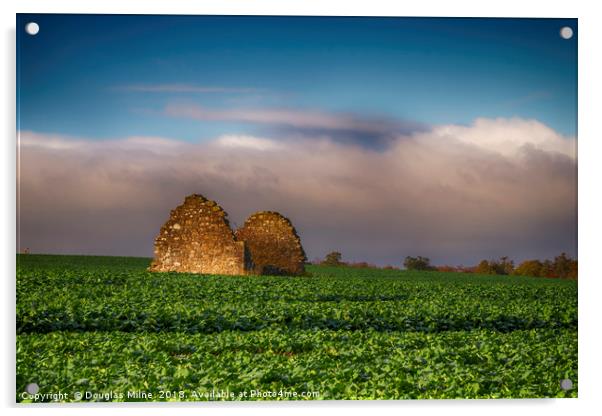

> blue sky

[{"left": 17, "top": 14, "right": 577, "bottom": 141}]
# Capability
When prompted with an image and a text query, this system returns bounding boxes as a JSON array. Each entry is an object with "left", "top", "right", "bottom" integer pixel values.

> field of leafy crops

[{"left": 16, "top": 254, "right": 578, "bottom": 401}]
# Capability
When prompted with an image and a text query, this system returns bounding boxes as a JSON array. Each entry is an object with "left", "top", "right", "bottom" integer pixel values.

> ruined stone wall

[
  {"left": 235, "top": 211, "right": 307, "bottom": 275},
  {"left": 149, "top": 194, "right": 251, "bottom": 275}
]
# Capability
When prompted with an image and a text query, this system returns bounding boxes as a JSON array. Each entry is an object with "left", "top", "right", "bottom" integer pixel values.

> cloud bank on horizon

[{"left": 18, "top": 114, "right": 576, "bottom": 266}]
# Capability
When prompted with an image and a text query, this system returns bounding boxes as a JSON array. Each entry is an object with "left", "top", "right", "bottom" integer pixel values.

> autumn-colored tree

[
  {"left": 553, "top": 252, "right": 577, "bottom": 279},
  {"left": 475, "top": 260, "right": 492, "bottom": 274},
  {"left": 507, "top": 254, "right": 577, "bottom": 279},
  {"left": 513, "top": 260, "right": 544, "bottom": 277},
  {"left": 475, "top": 257, "right": 514, "bottom": 275},
  {"left": 568, "top": 260, "right": 578, "bottom": 279},
  {"left": 540, "top": 259, "right": 556, "bottom": 278}
]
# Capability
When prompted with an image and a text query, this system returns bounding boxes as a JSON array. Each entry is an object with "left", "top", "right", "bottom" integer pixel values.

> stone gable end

[
  {"left": 149, "top": 194, "right": 251, "bottom": 275},
  {"left": 235, "top": 211, "right": 307, "bottom": 276}
]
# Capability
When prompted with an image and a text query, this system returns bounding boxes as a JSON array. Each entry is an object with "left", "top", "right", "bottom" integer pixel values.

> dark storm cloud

[{"left": 17, "top": 118, "right": 577, "bottom": 266}]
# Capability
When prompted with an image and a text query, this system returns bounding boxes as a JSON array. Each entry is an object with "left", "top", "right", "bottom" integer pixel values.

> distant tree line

[
  {"left": 435, "top": 253, "right": 577, "bottom": 279},
  {"left": 316, "top": 251, "right": 577, "bottom": 279},
  {"left": 513, "top": 253, "right": 577, "bottom": 279}
]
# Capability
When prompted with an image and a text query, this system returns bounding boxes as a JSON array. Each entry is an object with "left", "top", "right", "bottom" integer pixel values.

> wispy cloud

[
  {"left": 17, "top": 118, "right": 576, "bottom": 265},
  {"left": 114, "top": 84, "right": 263, "bottom": 94},
  {"left": 166, "top": 103, "right": 402, "bottom": 133},
  {"left": 165, "top": 103, "right": 426, "bottom": 149}
]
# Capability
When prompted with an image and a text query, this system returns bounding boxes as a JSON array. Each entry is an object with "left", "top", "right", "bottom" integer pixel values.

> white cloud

[
  {"left": 431, "top": 117, "right": 576, "bottom": 158},
  {"left": 215, "top": 135, "right": 283, "bottom": 151},
  {"left": 18, "top": 131, "right": 88, "bottom": 150}
]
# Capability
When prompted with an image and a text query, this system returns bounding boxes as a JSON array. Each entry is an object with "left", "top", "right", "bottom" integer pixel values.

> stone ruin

[
  {"left": 235, "top": 211, "right": 307, "bottom": 276},
  {"left": 149, "top": 194, "right": 252, "bottom": 275},
  {"left": 149, "top": 194, "right": 306, "bottom": 276}
]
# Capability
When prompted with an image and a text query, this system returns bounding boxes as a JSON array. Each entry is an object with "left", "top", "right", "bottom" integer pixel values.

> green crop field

[{"left": 16, "top": 254, "right": 578, "bottom": 401}]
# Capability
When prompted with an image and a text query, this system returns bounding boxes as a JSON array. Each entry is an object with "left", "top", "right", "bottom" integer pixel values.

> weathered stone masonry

[
  {"left": 149, "top": 194, "right": 252, "bottom": 275},
  {"left": 149, "top": 194, "right": 306, "bottom": 276},
  {"left": 235, "top": 211, "right": 306, "bottom": 276}
]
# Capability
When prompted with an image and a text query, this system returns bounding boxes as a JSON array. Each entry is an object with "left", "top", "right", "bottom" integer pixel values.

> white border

[{"left": 3, "top": 1, "right": 601, "bottom": 415}]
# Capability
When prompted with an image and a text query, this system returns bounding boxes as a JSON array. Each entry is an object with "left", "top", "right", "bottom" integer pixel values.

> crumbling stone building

[
  {"left": 235, "top": 211, "right": 306, "bottom": 276},
  {"left": 149, "top": 194, "right": 252, "bottom": 275},
  {"left": 149, "top": 194, "right": 306, "bottom": 276}
]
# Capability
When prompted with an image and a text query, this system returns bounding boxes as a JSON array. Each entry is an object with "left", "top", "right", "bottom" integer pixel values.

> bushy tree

[
  {"left": 513, "top": 260, "right": 544, "bottom": 277},
  {"left": 541, "top": 253, "right": 577, "bottom": 279},
  {"left": 475, "top": 257, "right": 514, "bottom": 275},
  {"left": 475, "top": 260, "right": 492, "bottom": 274},
  {"left": 321, "top": 251, "right": 344, "bottom": 266},
  {"left": 403, "top": 256, "right": 435, "bottom": 271},
  {"left": 553, "top": 252, "right": 577, "bottom": 279},
  {"left": 539, "top": 260, "right": 555, "bottom": 277},
  {"left": 495, "top": 256, "right": 515, "bottom": 275}
]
